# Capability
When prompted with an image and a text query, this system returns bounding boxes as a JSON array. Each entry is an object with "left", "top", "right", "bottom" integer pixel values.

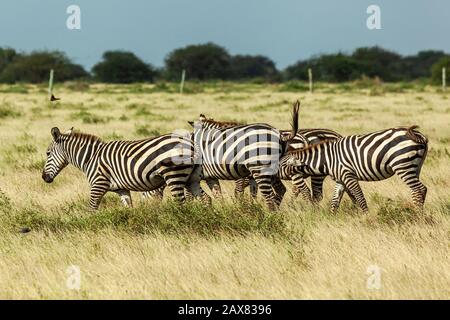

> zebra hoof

[{"left": 19, "top": 227, "right": 31, "bottom": 233}]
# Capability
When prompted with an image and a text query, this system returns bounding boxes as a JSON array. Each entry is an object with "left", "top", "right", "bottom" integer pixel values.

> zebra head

[
  {"left": 42, "top": 127, "right": 73, "bottom": 183},
  {"left": 285, "top": 133, "right": 310, "bottom": 168}
]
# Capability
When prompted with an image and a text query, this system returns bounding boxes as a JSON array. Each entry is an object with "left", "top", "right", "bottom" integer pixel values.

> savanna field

[{"left": 0, "top": 81, "right": 449, "bottom": 299}]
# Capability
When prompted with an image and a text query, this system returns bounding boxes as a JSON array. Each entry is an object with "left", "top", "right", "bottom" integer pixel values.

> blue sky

[{"left": 0, "top": 0, "right": 449, "bottom": 70}]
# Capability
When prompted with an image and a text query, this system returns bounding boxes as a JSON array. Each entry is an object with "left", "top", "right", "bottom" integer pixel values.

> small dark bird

[
  {"left": 19, "top": 227, "right": 31, "bottom": 233},
  {"left": 50, "top": 94, "right": 61, "bottom": 101}
]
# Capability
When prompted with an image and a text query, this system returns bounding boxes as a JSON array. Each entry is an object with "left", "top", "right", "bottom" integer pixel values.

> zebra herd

[{"left": 42, "top": 100, "right": 429, "bottom": 213}]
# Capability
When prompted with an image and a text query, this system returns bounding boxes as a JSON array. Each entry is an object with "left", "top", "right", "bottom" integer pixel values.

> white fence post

[
  {"left": 443, "top": 67, "right": 446, "bottom": 91},
  {"left": 180, "top": 69, "right": 186, "bottom": 94},
  {"left": 308, "top": 68, "right": 313, "bottom": 93},
  {"left": 48, "top": 69, "right": 54, "bottom": 101}
]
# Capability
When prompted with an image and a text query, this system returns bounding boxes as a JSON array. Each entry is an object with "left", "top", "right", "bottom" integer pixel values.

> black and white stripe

[
  {"left": 235, "top": 128, "right": 342, "bottom": 202},
  {"left": 188, "top": 103, "right": 299, "bottom": 210},
  {"left": 42, "top": 127, "right": 205, "bottom": 209},
  {"left": 286, "top": 126, "right": 428, "bottom": 212}
]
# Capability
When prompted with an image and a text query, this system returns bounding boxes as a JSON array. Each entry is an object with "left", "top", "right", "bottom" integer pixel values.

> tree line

[{"left": 0, "top": 43, "right": 449, "bottom": 84}]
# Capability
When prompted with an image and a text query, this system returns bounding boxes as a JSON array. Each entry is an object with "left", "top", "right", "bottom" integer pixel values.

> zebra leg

[
  {"left": 184, "top": 187, "right": 194, "bottom": 202},
  {"left": 291, "top": 174, "right": 312, "bottom": 202},
  {"left": 234, "top": 178, "right": 248, "bottom": 198},
  {"left": 272, "top": 176, "right": 286, "bottom": 207},
  {"left": 345, "top": 187, "right": 358, "bottom": 205},
  {"left": 330, "top": 182, "right": 346, "bottom": 212},
  {"left": 115, "top": 190, "right": 133, "bottom": 207},
  {"left": 249, "top": 178, "right": 258, "bottom": 198},
  {"left": 163, "top": 176, "right": 186, "bottom": 203},
  {"left": 89, "top": 181, "right": 109, "bottom": 210},
  {"left": 311, "top": 175, "right": 326, "bottom": 203},
  {"left": 251, "top": 171, "right": 277, "bottom": 211},
  {"left": 206, "top": 178, "right": 222, "bottom": 198},
  {"left": 342, "top": 176, "right": 368, "bottom": 213},
  {"left": 186, "top": 180, "right": 212, "bottom": 205},
  {"left": 395, "top": 171, "right": 427, "bottom": 209},
  {"left": 142, "top": 185, "right": 165, "bottom": 200}
]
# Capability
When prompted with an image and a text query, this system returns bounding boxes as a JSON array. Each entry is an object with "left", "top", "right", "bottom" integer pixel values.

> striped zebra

[
  {"left": 140, "top": 119, "right": 242, "bottom": 200},
  {"left": 286, "top": 126, "right": 428, "bottom": 212},
  {"left": 42, "top": 127, "right": 207, "bottom": 210},
  {"left": 234, "top": 128, "right": 343, "bottom": 202},
  {"left": 188, "top": 101, "right": 300, "bottom": 210}
]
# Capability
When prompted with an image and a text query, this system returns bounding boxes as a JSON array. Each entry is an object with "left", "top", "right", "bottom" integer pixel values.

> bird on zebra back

[
  {"left": 285, "top": 126, "right": 429, "bottom": 213},
  {"left": 234, "top": 128, "right": 344, "bottom": 203},
  {"left": 186, "top": 101, "right": 301, "bottom": 210},
  {"left": 42, "top": 127, "right": 209, "bottom": 210}
]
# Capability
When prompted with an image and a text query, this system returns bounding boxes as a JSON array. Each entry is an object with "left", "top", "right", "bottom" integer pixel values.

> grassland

[{"left": 0, "top": 81, "right": 449, "bottom": 299}]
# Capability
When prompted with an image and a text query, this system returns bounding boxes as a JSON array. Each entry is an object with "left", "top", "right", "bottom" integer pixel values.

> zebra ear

[
  {"left": 199, "top": 114, "right": 207, "bottom": 121},
  {"left": 51, "top": 127, "right": 61, "bottom": 141},
  {"left": 66, "top": 127, "right": 74, "bottom": 135},
  {"left": 188, "top": 121, "right": 194, "bottom": 127}
]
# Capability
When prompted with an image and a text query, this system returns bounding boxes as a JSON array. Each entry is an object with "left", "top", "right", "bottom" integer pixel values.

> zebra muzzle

[{"left": 42, "top": 172, "right": 54, "bottom": 183}]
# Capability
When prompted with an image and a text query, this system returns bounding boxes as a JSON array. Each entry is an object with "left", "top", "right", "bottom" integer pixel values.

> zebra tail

[
  {"left": 281, "top": 100, "right": 300, "bottom": 142},
  {"left": 406, "top": 125, "right": 428, "bottom": 145}
]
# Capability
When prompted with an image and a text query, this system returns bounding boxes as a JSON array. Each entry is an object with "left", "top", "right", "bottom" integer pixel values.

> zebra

[
  {"left": 188, "top": 101, "right": 300, "bottom": 210},
  {"left": 143, "top": 118, "right": 343, "bottom": 206},
  {"left": 42, "top": 127, "right": 207, "bottom": 210},
  {"left": 141, "top": 118, "right": 243, "bottom": 200},
  {"left": 234, "top": 128, "right": 343, "bottom": 203},
  {"left": 285, "top": 126, "right": 428, "bottom": 212}
]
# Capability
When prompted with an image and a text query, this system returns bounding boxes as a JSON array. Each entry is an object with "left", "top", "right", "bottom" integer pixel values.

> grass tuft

[{"left": 4, "top": 199, "right": 286, "bottom": 237}]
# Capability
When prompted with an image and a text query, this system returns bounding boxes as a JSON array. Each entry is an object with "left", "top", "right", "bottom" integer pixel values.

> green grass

[
  {"left": 134, "top": 124, "right": 161, "bottom": 137},
  {"left": 0, "top": 85, "right": 29, "bottom": 94},
  {"left": 3, "top": 198, "right": 286, "bottom": 237},
  {"left": 0, "top": 104, "right": 22, "bottom": 119},
  {"left": 70, "top": 110, "right": 110, "bottom": 124}
]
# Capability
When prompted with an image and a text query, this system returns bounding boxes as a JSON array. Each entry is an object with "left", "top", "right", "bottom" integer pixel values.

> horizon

[{"left": 0, "top": 0, "right": 449, "bottom": 70}]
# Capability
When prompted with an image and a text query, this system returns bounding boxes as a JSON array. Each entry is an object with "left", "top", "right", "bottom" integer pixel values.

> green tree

[
  {"left": 401, "top": 50, "right": 447, "bottom": 80},
  {"left": 352, "top": 46, "right": 402, "bottom": 81},
  {"left": 284, "top": 53, "right": 363, "bottom": 82},
  {"left": 0, "top": 47, "right": 19, "bottom": 74},
  {"left": 431, "top": 56, "right": 450, "bottom": 85},
  {"left": 92, "top": 51, "right": 156, "bottom": 83},
  {"left": 164, "top": 43, "right": 231, "bottom": 80},
  {"left": 230, "top": 55, "right": 279, "bottom": 81},
  {"left": 0, "top": 50, "right": 88, "bottom": 83}
]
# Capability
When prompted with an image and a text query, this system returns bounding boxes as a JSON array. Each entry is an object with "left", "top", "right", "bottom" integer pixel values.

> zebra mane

[
  {"left": 64, "top": 131, "right": 103, "bottom": 143},
  {"left": 199, "top": 115, "right": 244, "bottom": 128},
  {"left": 405, "top": 125, "right": 428, "bottom": 144}
]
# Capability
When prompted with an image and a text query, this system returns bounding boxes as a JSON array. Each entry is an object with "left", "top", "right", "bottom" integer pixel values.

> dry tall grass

[{"left": 0, "top": 82, "right": 449, "bottom": 299}]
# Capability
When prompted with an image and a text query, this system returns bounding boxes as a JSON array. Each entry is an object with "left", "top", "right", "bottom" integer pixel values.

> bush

[
  {"left": 92, "top": 51, "right": 157, "bottom": 83},
  {"left": 400, "top": 50, "right": 447, "bottom": 80},
  {"left": 284, "top": 53, "right": 364, "bottom": 82},
  {"left": 0, "top": 50, "right": 88, "bottom": 83},
  {"left": 284, "top": 46, "right": 445, "bottom": 83},
  {"left": 230, "top": 55, "right": 280, "bottom": 81},
  {"left": 0, "top": 47, "right": 19, "bottom": 74},
  {"left": 0, "top": 103, "right": 21, "bottom": 119},
  {"left": 351, "top": 46, "right": 403, "bottom": 81},
  {"left": 164, "top": 43, "right": 232, "bottom": 81},
  {"left": 431, "top": 56, "right": 450, "bottom": 85}
]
